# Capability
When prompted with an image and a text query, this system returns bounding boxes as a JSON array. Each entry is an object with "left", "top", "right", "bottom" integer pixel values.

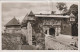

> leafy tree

[
  {"left": 68, "top": 4, "right": 78, "bottom": 36},
  {"left": 68, "top": 4, "right": 78, "bottom": 23},
  {"left": 56, "top": 2, "right": 67, "bottom": 14}
]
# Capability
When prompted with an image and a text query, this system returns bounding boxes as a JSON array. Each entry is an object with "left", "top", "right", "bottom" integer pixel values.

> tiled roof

[{"left": 5, "top": 17, "right": 20, "bottom": 26}]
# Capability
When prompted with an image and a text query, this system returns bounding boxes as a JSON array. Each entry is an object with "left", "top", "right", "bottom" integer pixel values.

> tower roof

[
  {"left": 28, "top": 11, "right": 35, "bottom": 16},
  {"left": 5, "top": 17, "right": 20, "bottom": 26}
]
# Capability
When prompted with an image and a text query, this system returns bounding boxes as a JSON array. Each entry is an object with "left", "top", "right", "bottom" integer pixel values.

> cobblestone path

[{"left": 45, "top": 35, "right": 78, "bottom": 50}]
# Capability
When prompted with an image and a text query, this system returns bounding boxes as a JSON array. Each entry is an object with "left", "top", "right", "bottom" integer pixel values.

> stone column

[
  {"left": 27, "top": 22, "right": 32, "bottom": 45},
  {"left": 47, "top": 28, "right": 49, "bottom": 35},
  {"left": 58, "top": 26, "right": 61, "bottom": 35},
  {"left": 55, "top": 27, "right": 58, "bottom": 36}
]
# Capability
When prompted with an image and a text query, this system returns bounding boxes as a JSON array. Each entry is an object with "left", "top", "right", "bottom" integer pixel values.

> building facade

[
  {"left": 5, "top": 17, "right": 21, "bottom": 33},
  {"left": 23, "top": 11, "right": 74, "bottom": 45}
]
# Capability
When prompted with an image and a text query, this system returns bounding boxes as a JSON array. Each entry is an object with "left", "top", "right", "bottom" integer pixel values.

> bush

[{"left": 2, "top": 33, "right": 22, "bottom": 50}]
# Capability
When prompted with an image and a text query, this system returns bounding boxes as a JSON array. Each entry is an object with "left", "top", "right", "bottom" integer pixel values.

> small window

[{"left": 70, "top": 18, "right": 75, "bottom": 21}]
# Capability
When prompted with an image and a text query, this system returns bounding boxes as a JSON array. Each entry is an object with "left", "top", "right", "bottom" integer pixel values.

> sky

[
  {"left": 2, "top": 1, "right": 78, "bottom": 31},
  {"left": 0, "top": 0, "right": 79, "bottom": 1}
]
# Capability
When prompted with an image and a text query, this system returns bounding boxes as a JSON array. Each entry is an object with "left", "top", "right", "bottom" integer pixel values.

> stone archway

[{"left": 49, "top": 28, "right": 55, "bottom": 36}]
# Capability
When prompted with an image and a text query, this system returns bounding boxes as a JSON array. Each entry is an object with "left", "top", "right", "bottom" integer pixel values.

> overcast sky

[{"left": 2, "top": 1, "right": 78, "bottom": 31}]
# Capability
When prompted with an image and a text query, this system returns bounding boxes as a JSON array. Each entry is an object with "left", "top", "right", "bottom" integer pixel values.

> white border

[{"left": 0, "top": 0, "right": 79, "bottom": 52}]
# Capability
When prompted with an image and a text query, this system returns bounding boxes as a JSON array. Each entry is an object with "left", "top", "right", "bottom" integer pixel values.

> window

[{"left": 45, "top": 30, "right": 47, "bottom": 34}]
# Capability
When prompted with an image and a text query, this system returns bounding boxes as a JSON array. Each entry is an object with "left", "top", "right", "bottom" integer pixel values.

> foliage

[
  {"left": 72, "top": 23, "right": 78, "bottom": 36},
  {"left": 35, "top": 33, "right": 45, "bottom": 50},
  {"left": 68, "top": 4, "right": 78, "bottom": 23},
  {"left": 2, "top": 33, "right": 22, "bottom": 50},
  {"left": 32, "top": 18, "right": 43, "bottom": 33},
  {"left": 21, "top": 20, "right": 27, "bottom": 27},
  {"left": 68, "top": 4, "right": 78, "bottom": 36},
  {"left": 68, "top": 4, "right": 78, "bottom": 16},
  {"left": 32, "top": 18, "right": 45, "bottom": 50},
  {"left": 56, "top": 2, "right": 67, "bottom": 13}
]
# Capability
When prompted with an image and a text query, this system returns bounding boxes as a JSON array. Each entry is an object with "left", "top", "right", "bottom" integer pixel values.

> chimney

[
  {"left": 40, "top": 13, "right": 42, "bottom": 15},
  {"left": 51, "top": 11, "right": 55, "bottom": 15}
]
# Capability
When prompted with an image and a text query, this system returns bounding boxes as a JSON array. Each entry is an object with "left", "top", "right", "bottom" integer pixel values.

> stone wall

[
  {"left": 5, "top": 26, "right": 21, "bottom": 34},
  {"left": 21, "top": 27, "right": 28, "bottom": 41}
]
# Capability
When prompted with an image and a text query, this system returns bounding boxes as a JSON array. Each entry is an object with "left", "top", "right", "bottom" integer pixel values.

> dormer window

[
  {"left": 70, "top": 17, "right": 75, "bottom": 22},
  {"left": 70, "top": 13, "right": 75, "bottom": 22}
]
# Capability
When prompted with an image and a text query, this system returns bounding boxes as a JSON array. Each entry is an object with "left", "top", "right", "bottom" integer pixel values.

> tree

[
  {"left": 68, "top": 4, "right": 78, "bottom": 36},
  {"left": 56, "top": 2, "right": 67, "bottom": 14},
  {"left": 68, "top": 4, "right": 78, "bottom": 23}
]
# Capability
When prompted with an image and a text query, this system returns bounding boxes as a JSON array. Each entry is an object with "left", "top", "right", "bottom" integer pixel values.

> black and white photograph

[{"left": 2, "top": 1, "right": 78, "bottom": 50}]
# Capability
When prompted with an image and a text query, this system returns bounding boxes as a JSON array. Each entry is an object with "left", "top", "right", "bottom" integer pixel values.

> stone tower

[{"left": 27, "top": 11, "right": 35, "bottom": 45}]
